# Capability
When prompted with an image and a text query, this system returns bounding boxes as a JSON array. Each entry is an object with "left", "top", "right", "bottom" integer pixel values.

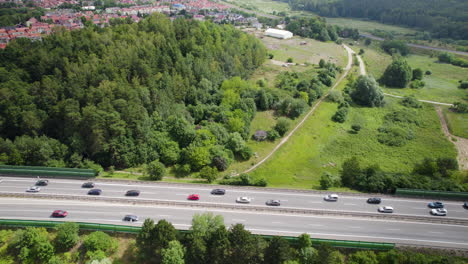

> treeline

[
  {"left": 285, "top": 16, "right": 359, "bottom": 41},
  {"left": 0, "top": 5, "right": 44, "bottom": 26},
  {"left": 0, "top": 14, "right": 267, "bottom": 173},
  {"left": 2, "top": 214, "right": 467, "bottom": 263},
  {"left": 282, "top": 0, "right": 468, "bottom": 40}
]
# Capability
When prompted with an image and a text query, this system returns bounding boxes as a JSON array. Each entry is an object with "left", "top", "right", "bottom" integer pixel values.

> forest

[
  {"left": 281, "top": 0, "right": 468, "bottom": 40},
  {"left": 0, "top": 14, "right": 268, "bottom": 172}
]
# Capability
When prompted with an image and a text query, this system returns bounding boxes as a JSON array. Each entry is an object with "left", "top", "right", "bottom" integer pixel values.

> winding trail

[
  {"left": 355, "top": 53, "right": 466, "bottom": 169},
  {"left": 242, "top": 44, "right": 355, "bottom": 174}
]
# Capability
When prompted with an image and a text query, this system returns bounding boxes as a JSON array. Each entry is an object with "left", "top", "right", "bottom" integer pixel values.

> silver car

[
  {"left": 378, "top": 206, "right": 394, "bottom": 213},
  {"left": 430, "top": 208, "right": 447, "bottom": 216},
  {"left": 26, "top": 186, "right": 41, "bottom": 192},
  {"left": 236, "top": 197, "right": 252, "bottom": 203},
  {"left": 324, "top": 194, "right": 339, "bottom": 201}
]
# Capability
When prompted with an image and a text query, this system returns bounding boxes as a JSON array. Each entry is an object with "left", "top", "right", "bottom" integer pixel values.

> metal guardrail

[
  {"left": 1, "top": 192, "right": 467, "bottom": 226},
  {"left": 396, "top": 188, "right": 468, "bottom": 200},
  {"left": 0, "top": 165, "right": 96, "bottom": 177},
  {"left": 0, "top": 219, "right": 395, "bottom": 250}
]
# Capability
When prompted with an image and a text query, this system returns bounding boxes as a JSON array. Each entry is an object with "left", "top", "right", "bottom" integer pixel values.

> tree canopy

[{"left": 350, "top": 76, "right": 385, "bottom": 107}]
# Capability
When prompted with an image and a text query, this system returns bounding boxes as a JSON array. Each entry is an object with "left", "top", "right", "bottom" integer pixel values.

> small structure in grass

[{"left": 253, "top": 130, "right": 268, "bottom": 141}]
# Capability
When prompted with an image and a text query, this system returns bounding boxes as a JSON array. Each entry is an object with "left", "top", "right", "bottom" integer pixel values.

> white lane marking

[
  {"left": 348, "top": 226, "right": 361, "bottom": 229},
  {"left": 308, "top": 224, "right": 324, "bottom": 227},
  {"left": 1, "top": 197, "right": 468, "bottom": 227},
  {"left": 429, "top": 231, "right": 443, "bottom": 234},
  {"left": 411, "top": 208, "right": 427, "bottom": 210},
  {"left": 344, "top": 203, "right": 356, "bottom": 206},
  {"left": 3, "top": 177, "right": 463, "bottom": 205},
  {"left": 159, "top": 215, "right": 171, "bottom": 217},
  {"left": 388, "top": 228, "right": 401, "bottom": 231},
  {"left": 232, "top": 219, "right": 246, "bottom": 222},
  {"left": 247, "top": 228, "right": 468, "bottom": 247},
  {"left": 176, "top": 194, "right": 187, "bottom": 196}
]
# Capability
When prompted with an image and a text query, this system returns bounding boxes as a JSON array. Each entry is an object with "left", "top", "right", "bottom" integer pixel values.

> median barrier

[
  {"left": 396, "top": 188, "right": 468, "bottom": 200},
  {"left": 1, "top": 192, "right": 467, "bottom": 226},
  {"left": 0, "top": 165, "right": 96, "bottom": 178},
  {"left": 0, "top": 219, "right": 395, "bottom": 250}
]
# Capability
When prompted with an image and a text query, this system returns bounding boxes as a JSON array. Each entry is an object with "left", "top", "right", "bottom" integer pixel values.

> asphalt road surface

[
  {"left": 0, "top": 177, "right": 467, "bottom": 219},
  {"left": 0, "top": 198, "right": 467, "bottom": 249}
]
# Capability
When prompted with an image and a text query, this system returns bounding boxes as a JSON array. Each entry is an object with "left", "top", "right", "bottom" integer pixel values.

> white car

[
  {"left": 236, "top": 197, "right": 252, "bottom": 203},
  {"left": 431, "top": 208, "right": 447, "bottom": 216},
  {"left": 324, "top": 194, "right": 339, "bottom": 201},
  {"left": 26, "top": 186, "right": 41, "bottom": 193},
  {"left": 378, "top": 206, "right": 394, "bottom": 213}
]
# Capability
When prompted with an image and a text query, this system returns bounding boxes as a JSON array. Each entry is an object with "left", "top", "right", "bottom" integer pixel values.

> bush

[
  {"left": 83, "top": 232, "right": 117, "bottom": 256},
  {"left": 358, "top": 49, "right": 364, "bottom": 55},
  {"left": 425, "top": 70, "right": 432, "bottom": 75},
  {"left": 351, "top": 75, "right": 385, "bottom": 107},
  {"left": 412, "top": 68, "right": 423, "bottom": 80},
  {"left": 328, "top": 90, "right": 344, "bottom": 103},
  {"left": 380, "top": 58, "right": 412, "bottom": 88},
  {"left": 319, "top": 59, "right": 325, "bottom": 68},
  {"left": 268, "top": 53, "right": 274, "bottom": 59},
  {"left": 267, "top": 130, "right": 280, "bottom": 141},
  {"left": 410, "top": 80, "right": 425, "bottom": 89},
  {"left": 274, "top": 117, "right": 291, "bottom": 136},
  {"left": 332, "top": 107, "right": 348, "bottom": 123},
  {"left": 287, "top": 57, "right": 293, "bottom": 63},
  {"left": 400, "top": 96, "right": 422, "bottom": 108},
  {"left": 55, "top": 222, "right": 79, "bottom": 252},
  {"left": 199, "top": 166, "right": 218, "bottom": 183},
  {"left": 239, "top": 146, "right": 253, "bottom": 160},
  {"left": 451, "top": 102, "right": 468, "bottom": 113},
  {"left": 320, "top": 172, "right": 340, "bottom": 190},
  {"left": 381, "top": 40, "right": 409, "bottom": 56},
  {"left": 351, "top": 124, "right": 361, "bottom": 132},
  {"left": 220, "top": 173, "right": 267, "bottom": 187},
  {"left": 377, "top": 125, "right": 414, "bottom": 146},
  {"left": 459, "top": 81, "right": 468, "bottom": 89},
  {"left": 146, "top": 160, "right": 166, "bottom": 180}
]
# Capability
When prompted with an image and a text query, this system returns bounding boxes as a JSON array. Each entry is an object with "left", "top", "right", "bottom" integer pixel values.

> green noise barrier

[
  {"left": 396, "top": 188, "right": 468, "bottom": 199},
  {"left": 0, "top": 165, "right": 96, "bottom": 177},
  {"left": 0, "top": 219, "right": 395, "bottom": 250}
]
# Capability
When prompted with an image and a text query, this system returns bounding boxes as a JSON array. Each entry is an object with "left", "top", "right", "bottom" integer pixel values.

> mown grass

[
  {"left": 250, "top": 95, "right": 457, "bottom": 189},
  {"left": 227, "top": 0, "right": 291, "bottom": 14},
  {"left": 354, "top": 43, "right": 468, "bottom": 104},
  {"left": 442, "top": 107, "right": 468, "bottom": 139}
]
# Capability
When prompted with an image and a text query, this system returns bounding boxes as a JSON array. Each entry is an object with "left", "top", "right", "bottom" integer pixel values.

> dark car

[
  {"left": 82, "top": 182, "right": 95, "bottom": 188},
  {"left": 428, "top": 202, "right": 444, "bottom": 208},
  {"left": 211, "top": 189, "right": 226, "bottom": 195},
  {"left": 35, "top": 179, "right": 49, "bottom": 186},
  {"left": 88, "top": 189, "right": 102, "bottom": 195},
  {"left": 464, "top": 202, "right": 468, "bottom": 209},
  {"left": 266, "top": 199, "right": 281, "bottom": 206},
  {"left": 123, "top": 215, "right": 139, "bottom": 222},
  {"left": 367, "top": 198, "right": 382, "bottom": 204},
  {"left": 125, "top": 190, "right": 140, "bottom": 196},
  {"left": 51, "top": 210, "right": 68, "bottom": 218}
]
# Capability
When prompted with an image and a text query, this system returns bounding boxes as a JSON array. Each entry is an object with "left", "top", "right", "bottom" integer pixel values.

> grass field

[
  {"left": 250, "top": 94, "right": 457, "bottom": 189},
  {"left": 442, "top": 107, "right": 468, "bottom": 139},
  {"left": 226, "top": 0, "right": 290, "bottom": 14},
  {"left": 353, "top": 43, "right": 468, "bottom": 104}
]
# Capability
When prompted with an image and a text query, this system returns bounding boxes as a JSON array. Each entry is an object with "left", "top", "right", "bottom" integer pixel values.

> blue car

[{"left": 428, "top": 201, "right": 444, "bottom": 208}]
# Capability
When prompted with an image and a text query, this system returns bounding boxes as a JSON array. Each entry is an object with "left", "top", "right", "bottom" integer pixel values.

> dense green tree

[
  {"left": 274, "top": 117, "right": 291, "bottom": 136},
  {"left": 199, "top": 166, "right": 218, "bottom": 183},
  {"left": 136, "top": 219, "right": 156, "bottom": 263},
  {"left": 161, "top": 240, "right": 185, "bottom": 264},
  {"left": 82, "top": 231, "right": 117, "bottom": 255},
  {"left": 380, "top": 59, "right": 412, "bottom": 88},
  {"left": 351, "top": 76, "right": 385, "bottom": 107},
  {"left": 264, "top": 236, "right": 293, "bottom": 264},
  {"left": 341, "top": 157, "right": 362, "bottom": 187},
  {"left": 207, "top": 226, "right": 231, "bottom": 264},
  {"left": 229, "top": 224, "right": 258, "bottom": 264},
  {"left": 348, "top": 251, "right": 379, "bottom": 264},
  {"left": 412, "top": 68, "right": 423, "bottom": 80},
  {"left": 55, "top": 222, "right": 79, "bottom": 252},
  {"left": 146, "top": 159, "right": 166, "bottom": 180}
]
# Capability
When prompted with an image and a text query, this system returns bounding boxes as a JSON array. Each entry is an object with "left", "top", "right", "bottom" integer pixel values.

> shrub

[
  {"left": 83, "top": 231, "right": 117, "bottom": 256},
  {"left": 425, "top": 70, "right": 432, "bottom": 75},
  {"left": 287, "top": 57, "right": 293, "bottom": 63},
  {"left": 267, "top": 130, "right": 280, "bottom": 141},
  {"left": 320, "top": 172, "right": 340, "bottom": 190},
  {"left": 268, "top": 53, "right": 274, "bottom": 59},
  {"left": 380, "top": 58, "right": 412, "bottom": 88},
  {"left": 328, "top": 90, "right": 344, "bottom": 103},
  {"left": 412, "top": 68, "right": 423, "bottom": 80},
  {"left": 410, "top": 80, "right": 425, "bottom": 89},
  {"left": 274, "top": 117, "right": 291, "bottom": 136},
  {"left": 459, "top": 81, "right": 468, "bottom": 89},
  {"left": 351, "top": 124, "right": 361, "bottom": 132},
  {"left": 377, "top": 125, "right": 414, "bottom": 146},
  {"left": 199, "top": 166, "right": 218, "bottom": 183},
  {"left": 55, "top": 222, "right": 79, "bottom": 252},
  {"left": 332, "top": 107, "right": 348, "bottom": 123},
  {"left": 451, "top": 102, "right": 468, "bottom": 113},
  {"left": 146, "top": 160, "right": 166, "bottom": 180},
  {"left": 400, "top": 96, "right": 422, "bottom": 108},
  {"left": 351, "top": 75, "right": 385, "bottom": 107}
]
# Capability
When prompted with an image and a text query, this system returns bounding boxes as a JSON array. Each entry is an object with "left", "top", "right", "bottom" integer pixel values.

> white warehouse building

[{"left": 265, "top": 28, "right": 293, "bottom": 39}]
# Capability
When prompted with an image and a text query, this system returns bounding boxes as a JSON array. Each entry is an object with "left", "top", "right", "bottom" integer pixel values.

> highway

[
  {"left": 0, "top": 197, "right": 467, "bottom": 249},
  {"left": 0, "top": 177, "right": 467, "bottom": 219}
]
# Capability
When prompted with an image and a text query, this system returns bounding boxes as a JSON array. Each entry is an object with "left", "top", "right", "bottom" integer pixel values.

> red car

[
  {"left": 187, "top": 194, "right": 200, "bottom": 200},
  {"left": 51, "top": 210, "right": 68, "bottom": 218}
]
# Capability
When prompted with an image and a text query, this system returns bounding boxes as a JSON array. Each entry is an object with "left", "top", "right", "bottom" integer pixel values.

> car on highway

[
  {"left": 266, "top": 200, "right": 281, "bottom": 206},
  {"left": 428, "top": 202, "right": 444, "bottom": 208},
  {"left": 88, "top": 189, "right": 102, "bottom": 195},
  {"left": 324, "top": 194, "right": 339, "bottom": 201},
  {"left": 26, "top": 186, "right": 40, "bottom": 192},
  {"left": 82, "top": 182, "right": 95, "bottom": 188},
  {"left": 125, "top": 190, "right": 140, "bottom": 196},
  {"left": 464, "top": 202, "right": 468, "bottom": 209},
  {"left": 430, "top": 208, "right": 447, "bottom": 216},
  {"left": 123, "top": 214, "right": 139, "bottom": 222},
  {"left": 51, "top": 210, "right": 68, "bottom": 218},
  {"left": 236, "top": 197, "right": 252, "bottom": 203},
  {"left": 378, "top": 206, "right": 394, "bottom": 213},
  {"left": 367, "top": 198, "right": 381, "bottom": 204},
  {"left": 211, "top": 189, "right": 226, "bottom": 195},
  {"left": 188, "top": 194, "right": 200, "bottom": 200},
  {"left": 35, "top": 179, "right": 49, "bottom": 186}
]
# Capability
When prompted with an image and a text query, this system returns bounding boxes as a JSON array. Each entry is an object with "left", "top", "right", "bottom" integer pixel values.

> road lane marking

[
  {"left": 232, "top": 219, "right": 246, "bottom": 222},
  {"left": 348, "top": 226, "right": 361, "bottom": 229},
  {"left": 387, "top": 228, "right": 401, "bottom": 231},
  {"left": 344, "top": 203, "right": 356, "bottom": 206},
  {"left": 308, "top": 224, "right": 323, "bottom": 227}
]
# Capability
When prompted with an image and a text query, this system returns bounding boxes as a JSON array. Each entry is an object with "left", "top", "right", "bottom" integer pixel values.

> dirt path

[
  {"left": 242, "top": 44, "right": 354, "bottom": 174},
  {"left": 356, "top": 54, "right": 366, "bottom": 75},
  {"left": 435, "top": 107, "right": 468, "bottom": 170}
]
